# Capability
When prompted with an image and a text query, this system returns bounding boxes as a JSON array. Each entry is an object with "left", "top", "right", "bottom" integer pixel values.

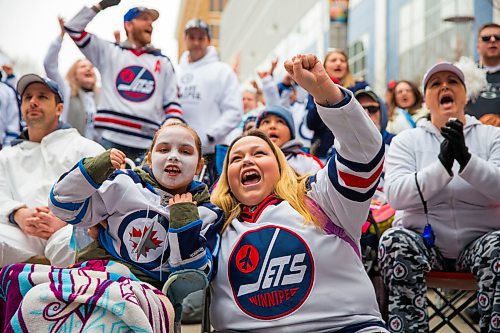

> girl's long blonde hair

[
  {"left": 65, "top": 59, "right": 97, "bottom": 97},
  {"left": 211, "top": 130, "right": 319, "bottom": 233}
]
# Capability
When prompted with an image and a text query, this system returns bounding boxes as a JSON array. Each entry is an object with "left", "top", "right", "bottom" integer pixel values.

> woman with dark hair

[{"left": 386, "top": 80, "right": 428, "bottom": 134}]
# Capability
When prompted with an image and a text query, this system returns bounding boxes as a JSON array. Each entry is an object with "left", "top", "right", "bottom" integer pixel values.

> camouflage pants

[{"left": 378, "top": 227, "right": 500, "bottom": 333}]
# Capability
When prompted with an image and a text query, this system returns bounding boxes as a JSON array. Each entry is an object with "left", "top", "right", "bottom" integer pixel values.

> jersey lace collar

[{"left": 239, "top": 194, "right": 282, "bottom": 223}]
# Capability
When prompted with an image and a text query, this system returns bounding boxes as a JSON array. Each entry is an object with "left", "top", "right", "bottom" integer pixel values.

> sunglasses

[
  {"left": 480, "top": 34, "right": 500, "bottom": 42},
  {"left": 363, "top": 105, "right": 380, "bottom": 114}
]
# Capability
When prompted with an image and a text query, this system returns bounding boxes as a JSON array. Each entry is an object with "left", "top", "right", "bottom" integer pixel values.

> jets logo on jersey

[
  {"left": 116, "top": 66, "right": 156, "bottom": 102},
  {"left": 229, "top": 225, "right": 314, "bottom": 320},
  {"left": 118, "top": 209, "right": 168, "bottom": 264}
]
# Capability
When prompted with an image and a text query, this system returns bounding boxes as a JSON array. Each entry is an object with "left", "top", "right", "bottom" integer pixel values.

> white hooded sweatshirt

[{"left": 178, "top": 46, "right": 243, "bottom": 154}]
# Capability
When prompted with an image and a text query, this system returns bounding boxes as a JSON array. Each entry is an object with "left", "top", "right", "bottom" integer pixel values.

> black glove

[
  {"left": 97, "top": 0, "right": 120, "bottom": 10},
  {"left": 441, "top": 119, "right": 471, "bottom": 171},
  {"left": 438, "top": 139, "right": 454, "bottom": 175}
]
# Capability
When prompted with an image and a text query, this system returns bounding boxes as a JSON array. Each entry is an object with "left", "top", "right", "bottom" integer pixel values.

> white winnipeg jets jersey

[
  {"left": 65, "top": 7, "right": 181, "bottom": 149},
  {"left": 210, "top": 90, "right": 389, "bottom": 333},
  {"left": 49, "top": 164, "right": 223, "bottom": 282}
]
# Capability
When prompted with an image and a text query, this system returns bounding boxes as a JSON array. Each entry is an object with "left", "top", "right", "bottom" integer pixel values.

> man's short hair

[{"left": 478, "top": 23, "right": 500, "bottom": 37}]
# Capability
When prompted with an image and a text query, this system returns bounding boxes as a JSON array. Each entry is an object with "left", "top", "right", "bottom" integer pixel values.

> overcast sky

[{"left": 0, "top": 0, "right": 181, "bottom": 77}]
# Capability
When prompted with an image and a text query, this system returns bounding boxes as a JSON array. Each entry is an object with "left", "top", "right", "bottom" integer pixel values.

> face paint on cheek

[{"left": 151, "top": 148, "right": 200, "bottom": 191}]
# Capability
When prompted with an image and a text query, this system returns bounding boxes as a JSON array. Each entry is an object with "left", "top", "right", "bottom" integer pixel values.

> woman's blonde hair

[
  {"left": 324, "top": 49, "right": 355, "bottom": 88},
  {"left": 65, "top": 59, "right": 97, "bottom": 97},
  {"left": 211, "top": 130, "right": 319, "bottom": 233}
]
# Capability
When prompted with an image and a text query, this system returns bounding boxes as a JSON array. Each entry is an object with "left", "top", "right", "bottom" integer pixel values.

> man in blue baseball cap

[
  {"left": 63, "top": 0, "right": 181, "bottom": 161},
  {"left": 122, "top": 6, "right": 159, "bottom": 48}
]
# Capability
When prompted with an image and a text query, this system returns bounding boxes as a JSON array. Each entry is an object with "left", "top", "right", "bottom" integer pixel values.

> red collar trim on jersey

[
  {"left": 129, "top": 49, "right": 147, "bottom": 56},
  {"left": 239, "top": 194, "right": 282, "bottom": 223}
]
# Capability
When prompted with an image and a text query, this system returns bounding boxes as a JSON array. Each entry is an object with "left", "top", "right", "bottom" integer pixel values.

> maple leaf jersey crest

[
  {"left": 129, "top": 224, "right": 164, "bottom": 260},
  {"left": 118, "top": 209, "right": 168, "bottom": 264}
]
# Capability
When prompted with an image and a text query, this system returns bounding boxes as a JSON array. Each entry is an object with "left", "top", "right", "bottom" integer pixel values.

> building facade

[
  {"left": 220, "top": 0, "right": 331, "bottom": 82},
  {"left": 219, "top": 0, "right": 498, "bottom": 95},
  {"left": 348, "top": 0, "right": 499, "bottom": 94}
]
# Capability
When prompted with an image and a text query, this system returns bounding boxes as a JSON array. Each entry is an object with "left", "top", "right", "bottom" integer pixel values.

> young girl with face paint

[{"left": 49, "top": 123, "right": 224, "bottom": 289}]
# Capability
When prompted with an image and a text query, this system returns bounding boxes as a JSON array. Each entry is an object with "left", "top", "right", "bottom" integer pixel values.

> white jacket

[
  {"left": 385, "top": 115, "right": 500, "bottom": 259},
  {"left": 178, "top": 46, "right": 242, "bottom": 154},
  {"left": 0, "top": 127, "right": 104, "bottom": 223}
]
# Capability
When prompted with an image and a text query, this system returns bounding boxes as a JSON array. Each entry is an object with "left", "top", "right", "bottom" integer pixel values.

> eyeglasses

[
  {"left": 362, "top": 105, "right": 380, "bottom": 114},
  {"left": 480, "top": 34, "right": 500, "bottom": 42}
]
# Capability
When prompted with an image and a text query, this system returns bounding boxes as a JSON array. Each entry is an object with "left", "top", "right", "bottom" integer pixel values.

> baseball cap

[
  {"left": 124, "top": 7, "right": 159, "bottom": 23},
  {"left": 354, "top": 89, "right": 380, "bottom": 104},
  {"left": 17, "top": 74, "right": 64, "bottom": 103},
  {"left": 421, "top": 62, "right": 465, "bottom": 92},
  {"left": 184, "top": 19, "right": 211, "bottom": 39}
]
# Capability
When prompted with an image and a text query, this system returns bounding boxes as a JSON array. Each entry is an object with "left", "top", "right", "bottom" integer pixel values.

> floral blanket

[{"left": 0, "top": 260, "right": 174, "bottom": 332}]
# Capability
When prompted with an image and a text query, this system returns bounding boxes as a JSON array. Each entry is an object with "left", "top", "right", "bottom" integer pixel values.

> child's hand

[
  {"left": 168, "top": 193, "right": 200, "bottom": 229},
  {"left": 109, "top": 148, "right": 126, "bottom": 169},
  {"left": 284, "top": 54, "right": 342, "bottom": 106},
  {"left": 169, "top": 193, "right": 197, "bottom": 207}
]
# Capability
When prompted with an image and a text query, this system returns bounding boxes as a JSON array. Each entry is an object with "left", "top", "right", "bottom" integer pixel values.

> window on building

[
  {"left": 398, "top": 0, "right": 473, "bottom": 81},
  {"left": 209, "top": 24, "right": 220, "bottom": 40},
  {"left": 348, "top": 40, "right": 367, "bottom": 79},
  {"left": 209, "top": 0, "right": 226, "bottom": 12}
]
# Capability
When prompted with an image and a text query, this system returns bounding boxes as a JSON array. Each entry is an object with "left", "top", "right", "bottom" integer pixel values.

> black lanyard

[{"left": 415, "top": 172, "right": 435, "bottom": 248}]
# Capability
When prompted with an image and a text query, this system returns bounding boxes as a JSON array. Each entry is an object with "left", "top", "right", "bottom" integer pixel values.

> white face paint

[{"left": 150, "top": 126, "right": 200, "bottom": 194}]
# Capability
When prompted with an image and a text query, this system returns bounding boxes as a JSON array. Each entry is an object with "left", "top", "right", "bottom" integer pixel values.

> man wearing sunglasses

[
  {"left": 354, "top": 89, "right": 394, "bottom": 148},
  {"left": 466, "top": 23, "right": 500, "bottom": 123}
]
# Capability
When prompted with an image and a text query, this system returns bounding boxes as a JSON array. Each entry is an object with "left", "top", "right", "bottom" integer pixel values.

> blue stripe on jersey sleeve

[
  {"left": 66, "top": 198, "right": 90, "bottom": 225},
  {"left": 327, "top": 144, "right": 384, "bottom": 202},
  {"left": 336, "top": 144, "right": 385, "bottom": 172},
  {"left": 79, "top": 37, "right": 91, "bottom": 49},
  {"left": 327, "top": 161, "right": 380, "bottom": 202},
  {"left": 168, "top": 219, "right": 203, "bottom": 233},
  {"left": 164, "top": 101, "right": 182, "bottom": 109},
  {"left": 170, "top": 254, "right": 208, "bottom": 272},
  {"left": 78, "top": 159, "right": 100, "bottom": 189},
  {"left": 49, "top": 185, "right": 84, "bottom": 211}
]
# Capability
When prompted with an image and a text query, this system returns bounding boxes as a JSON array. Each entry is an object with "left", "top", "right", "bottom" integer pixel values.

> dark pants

[{"left": 379, "top": 228, "right": 500, "bottom": 333}]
